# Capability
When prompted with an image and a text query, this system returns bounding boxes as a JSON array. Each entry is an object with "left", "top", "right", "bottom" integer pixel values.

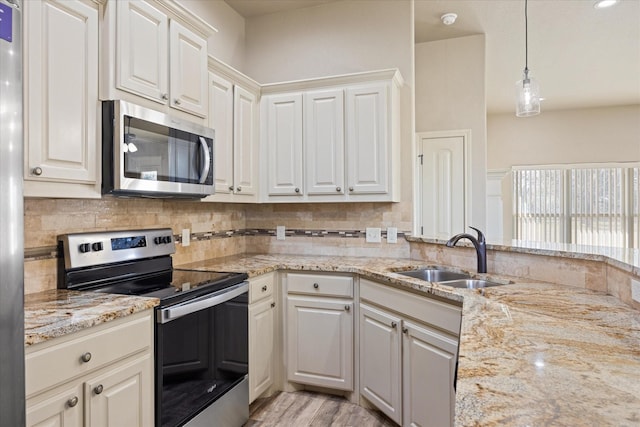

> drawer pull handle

[
  {"left": 94, "top": 385, "right": 104, "bottom": 395},
  {"left": 344, "top": 305, "right": 350, "bottom": 312},
  {"left": 262, "top": 285, "right": 268, "bottom": 292},
  {"left": 80, "top": 352, "right": 92, "bottom": 363},
  {"left": 271, "top": 302, "right": 276, "bottom": 308},
  {"left": 313, "top": 283, "right": 319, "bottom": 289},
  {"left": 402, "top": 327, "right": 408, "bottom": 334},
  {"left": 391, "top": 322, "right": 397, "bottom": 329},
  {"left": 67, "top": 396, "right": 79, "bottom": 408}
]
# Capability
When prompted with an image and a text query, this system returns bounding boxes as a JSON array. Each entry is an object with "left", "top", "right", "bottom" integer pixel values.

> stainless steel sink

[
  {"left": 437, "top": 279, "right": 505, "bottom": 289},
  {"left": 398, "top": 268, "right": 471, "bottom": 282}
]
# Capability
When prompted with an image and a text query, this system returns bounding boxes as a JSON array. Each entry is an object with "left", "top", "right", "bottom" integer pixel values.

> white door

[
  {"left": 420, "top": 135, "right": 465, "bottom": 239},
  {"left": 249, "top": 298, "right": 275, "bottom": 403},
  {"left": 287, "top": 296, "right": 353, "bottom": 390},
  {"left": 265, "top": 93, "right": 304, "bottom": 196},
  {"left": 402, "top": 320, "right": 458, "bottom": 427},
  {"left": 169, "top": 20, "right": 208, "bottom": 117},
  {"left": 85, "top": 355, "right": 152, "bottom": 427},
  {"left": 304, "top": 89, "right": 345, "bottom": 196},
  {"left": 26, "top": 383, "right": 83, "bottom": 427},
  {"left": 25, "top": 0, "right": 98, "bottom": 184},
  {"left": 116, "top": 0, "right": 168, "bottom": 104},
  {"left": 208, "top": 73, "right": 234, "bottom": 195},
  {"left": 346, "top": 83, "right": 389, "bottom": 195},
  {"left": 233, "top": 86, "right": 259, "bottom": 197},
  {"left": 359, "top": 303, "right": 402, "bottom": 425}
]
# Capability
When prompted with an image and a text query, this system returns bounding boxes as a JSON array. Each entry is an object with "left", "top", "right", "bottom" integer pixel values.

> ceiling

[{"left": 225, "top": 0, "right": 640, "bottom": 113}]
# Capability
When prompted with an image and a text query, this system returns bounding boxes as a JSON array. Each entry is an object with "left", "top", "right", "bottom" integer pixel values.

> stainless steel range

[{"left": 58, "top": 228, "right": 249, "bottom": 427}]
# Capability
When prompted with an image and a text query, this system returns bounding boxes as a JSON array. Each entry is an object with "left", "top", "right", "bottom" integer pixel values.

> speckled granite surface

[
  {"left": 179, "top": 254, "right": 640, "bottom": 427},
  {"left": 24, "top": 290, "right": 159, "bottom": 346}
]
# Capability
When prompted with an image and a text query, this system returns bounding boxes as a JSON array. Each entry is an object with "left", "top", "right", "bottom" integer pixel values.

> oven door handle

[
  {"left": 158, "top": 282, "right": 248, "bottom": 324},
  {"left": 198, "top": 136, "right": 211, "bottom": 184}
]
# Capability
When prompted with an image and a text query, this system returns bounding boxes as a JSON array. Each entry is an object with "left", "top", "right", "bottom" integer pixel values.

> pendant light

[{"left": 515, "top": 0, "right": 541, "bottom": 117}]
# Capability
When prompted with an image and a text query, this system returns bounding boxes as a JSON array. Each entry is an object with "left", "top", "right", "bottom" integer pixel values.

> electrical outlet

[
  {"left": 366, "top": 227, "right": 382, "bottom": 243},
  {"left": 276, "top": 225, "right": 286, "bottom": 241},
  {"left": 387, "top": 227, "right": 398, "bottom": 244},
  {"left": 632, "top": 279, "right": 640, "bottom": 303},
  {"left": 182, "top": 228, "right": 190, "bottom": 247}
]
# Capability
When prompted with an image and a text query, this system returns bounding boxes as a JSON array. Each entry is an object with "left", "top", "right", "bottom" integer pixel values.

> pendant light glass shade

[{"left": 516, "top": 69, "right": 540, "bottom": 117}]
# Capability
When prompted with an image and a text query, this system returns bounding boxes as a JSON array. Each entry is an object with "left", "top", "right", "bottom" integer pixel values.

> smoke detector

[{"left": 441, "top": 13, "right": 457, "bottom": 25}]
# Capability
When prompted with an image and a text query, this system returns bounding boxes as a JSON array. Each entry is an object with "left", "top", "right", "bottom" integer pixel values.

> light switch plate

[
  {"left": 366, "top": 227, "right": 382, "bottom": 243},
  {"left": 182, "top": 228, "right": 190, "bottom": 247},
  {"left": 276, "top": 225, "right": 286, "bottom": 240},
  {"left": 387, "top": 227, "right": 398, "bottom": 243},
  {"left": 632, "top": 279, "right": 640, "bottom": 303}
]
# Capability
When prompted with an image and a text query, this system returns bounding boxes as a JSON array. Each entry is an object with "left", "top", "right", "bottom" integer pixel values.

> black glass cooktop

[{"left": 92, "top": 269, "right": 248, "bottom": 306}]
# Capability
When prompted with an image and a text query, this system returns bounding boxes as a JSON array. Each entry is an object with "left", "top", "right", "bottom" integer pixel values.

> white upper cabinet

[
  {"left": 261, "top": 69, "right": 402, "bottom": 203},
  {"left": 23, "top": 0, "right": 101, "bottom": 198},
  {"left": 233, "top": 86, "right": 259, "bottom": 197},
  {"left": 104, "top": 0, "right": 214, "bottom": 119},
  {"left": 208, "top": 73, "right": 234, "bottom": 195}
]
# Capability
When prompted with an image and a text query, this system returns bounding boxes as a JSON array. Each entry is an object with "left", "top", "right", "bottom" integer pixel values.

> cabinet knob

[
  {"left": 237, "top": 186, "right": 242, "bottom": 192},
  {"left": 161, "top": 93, "right": 169, "bottom": 100},
  {"left": 271, "top": 302, "right": 276, "bottom": 308},
  {"left": 80, "top": 352, "right": 92, "bottom": 363},
  {"left": 336, "top": 187, "right": 341, "bottom": 192},
  {"left": 174, "top": 99, "right": 181, "bottom": 105},
  {"left": 391, "top": 322, "right": 397, "bottom": 329},
  {"left": 262, "top": 285, "right": 267, "bottom": 292},
  {"left": 229, "top": 186, "right": 234, "bottom": 191},
  {"left": 402, "top": 327, "right": 408, "bottom": 334},
  {"left": 94, "top": 384, "right": 104, "bottom": 395},
  {"left": 313, "top": 283, "right": 319, "bottom": 289},
  {"left": 67, "top": 396, "right": 79, "bottom": 408},
  {"left": 295, "top": 187, "right": 300, "bottom": 193},
  {"left": 344, "top": 305, "right": 351, "bottom": 312},
  {"left": 32, "top": 166, "right": 43, "bottom": 176},
  {"left": 349, "top": 186, "right": 354, "bottom": 192}
]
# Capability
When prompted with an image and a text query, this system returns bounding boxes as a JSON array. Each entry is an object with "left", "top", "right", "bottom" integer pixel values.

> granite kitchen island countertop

[{"left": 179, "top": 254, "right": 640, "bottom": 427}]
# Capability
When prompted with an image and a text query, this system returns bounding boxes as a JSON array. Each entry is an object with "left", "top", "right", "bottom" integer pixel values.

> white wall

[
  {"left": 415, "top": 35, "right": 487, "bottom": 233},
  {"left": 176, "top": 0, "right": 246, "bottom": 71}
]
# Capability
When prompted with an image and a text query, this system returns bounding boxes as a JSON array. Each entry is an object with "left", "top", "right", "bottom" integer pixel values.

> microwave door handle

[
  {"left": 159, "top": 282, "right": 248, "bottom": 324},
  {"left": 198, "top": 136, "right": 211, "bottom": 184}
]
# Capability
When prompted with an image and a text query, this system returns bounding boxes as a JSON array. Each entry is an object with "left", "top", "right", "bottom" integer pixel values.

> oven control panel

[{"left": 59, "top": 228, "right": 176, "bottom": 269}]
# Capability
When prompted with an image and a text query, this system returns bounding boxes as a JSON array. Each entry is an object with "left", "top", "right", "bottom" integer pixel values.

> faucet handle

[{"left": 469, "top": 226, "right": 485, "bottom": 242}]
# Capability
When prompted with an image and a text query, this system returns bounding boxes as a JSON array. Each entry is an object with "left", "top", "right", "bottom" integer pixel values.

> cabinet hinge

[{"left": 418, "top": 154, "right": 423, "bottom": 165}]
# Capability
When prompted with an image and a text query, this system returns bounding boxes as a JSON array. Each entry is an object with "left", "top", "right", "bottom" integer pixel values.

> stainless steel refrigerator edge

[{"left": 0, "top": 0, "right": 25, "bottom": 425}]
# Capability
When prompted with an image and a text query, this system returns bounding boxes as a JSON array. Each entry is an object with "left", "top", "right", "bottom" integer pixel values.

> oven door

[{"left": 155, "top": 282, "right": 248, "bottom": 427}]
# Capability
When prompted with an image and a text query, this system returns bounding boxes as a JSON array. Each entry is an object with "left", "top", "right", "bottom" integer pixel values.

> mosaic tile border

[{"left": 24, "top": 228, "right": 407, "bottom": 262}]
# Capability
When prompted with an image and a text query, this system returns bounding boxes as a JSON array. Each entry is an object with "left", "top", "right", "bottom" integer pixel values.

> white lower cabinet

[
  {"left": 248, "top": 273, "right": 277, "bottom": 403},
  {"left": 360, "top": 279, "right": 461, "bottom": 427},
  {"left": 25, "top": 311, "right": 154, "bottom": 427},
  {"left": 285, "top": 273, "right": 354, "bottom": 391}
]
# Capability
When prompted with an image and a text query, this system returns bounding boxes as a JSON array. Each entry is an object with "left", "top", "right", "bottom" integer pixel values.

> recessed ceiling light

[
  {"left": 441, "top": 13, "right": 457, "bottom": 25},
  {"left": 594, "top": 0, "right": 618, "bottom": 9}
]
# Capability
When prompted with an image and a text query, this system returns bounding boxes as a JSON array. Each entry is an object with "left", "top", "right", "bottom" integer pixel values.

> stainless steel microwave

[{"left": 102, "top": 100, "right": 215, "bottom": 198}]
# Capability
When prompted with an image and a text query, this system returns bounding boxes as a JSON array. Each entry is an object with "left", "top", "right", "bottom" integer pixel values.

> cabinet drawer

[
  {"left": 249, "top": 272, "right": 275, "bottom": 304},
  {"left": 26, "top": 311, "right": 152, "bottom": 398},
  {"left": 287, "top": 273, "right": 353, "bottom": 298}
]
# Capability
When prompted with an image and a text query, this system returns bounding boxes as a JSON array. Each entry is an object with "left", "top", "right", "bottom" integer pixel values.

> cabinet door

[
  {"left": 85, "top": 354, "right": 153, "bottom": 427},
  {"left": 116, "top": 0, "right": 168, "bottom": 104},
  {"left": 26, "top": 383, "right": 83, "bottom": 427},
  {"left": 265, "top": 93, "right": 304, "bottom": 196},
  {"left": 169, "top": 20, "right": 208, "bottom": 117},
  {"left": 209, "top": 73, "right": 234, "bottom": 194},
  {"left": 249, "top": 297, "right": 275, "bottom": 403},
  {"left": 359, "top": 303, "right": 402, "bottom": 425},
  {"left": 304, "top": 89, "right": 345, "bottom": 196},
  {"left": 402, "top": 320, "right": 458, "bottom": 427},
  {"left": 287, "top": 296, "right": 353, "bottom": 390},
  {"left": 346, "top": 83, "right": 389, "bottom": 194},
  {"left": 233, "top": 86, "right": 259, "bottom": 197},
  {"left": 25, "top": 0, "right": 98, "bottom": 184}
]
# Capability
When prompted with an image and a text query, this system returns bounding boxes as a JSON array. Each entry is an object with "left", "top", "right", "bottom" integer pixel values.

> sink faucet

[{"left": 446, "top": 227, "right": 487, "bottom": 273}]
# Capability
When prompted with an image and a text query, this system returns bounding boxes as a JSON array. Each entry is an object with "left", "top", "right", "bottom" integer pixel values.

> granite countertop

[
  {"left": 178, "top": 254, "right": 640, "bottom": 427},
  {"left": 24, "top": 290, "right": 159, "bottom": 346}
]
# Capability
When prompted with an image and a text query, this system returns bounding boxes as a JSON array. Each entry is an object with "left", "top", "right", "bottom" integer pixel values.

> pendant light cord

[{"left": 525, "top": 0, "right": 529, "bottom": 74}]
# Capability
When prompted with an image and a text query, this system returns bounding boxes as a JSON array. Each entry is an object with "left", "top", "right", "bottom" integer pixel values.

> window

[{"left": 513, "top": 163, "right": 640, "bottom": 249}]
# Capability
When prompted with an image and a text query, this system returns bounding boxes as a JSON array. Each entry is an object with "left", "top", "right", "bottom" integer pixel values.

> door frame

[{"left": 414, "top": 129, "right": 472, "bottom": 237}]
